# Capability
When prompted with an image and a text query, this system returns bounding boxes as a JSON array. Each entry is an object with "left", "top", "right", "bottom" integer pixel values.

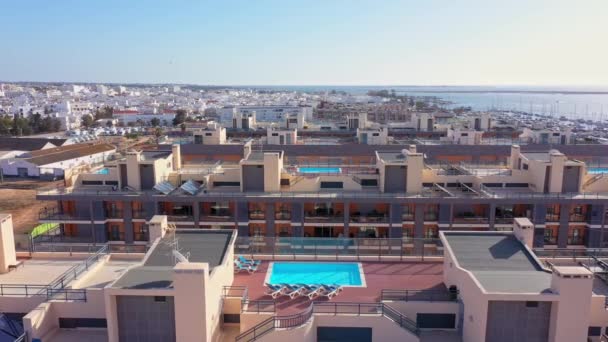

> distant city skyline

[{"left": 1, "top": 0, "right": 607, "bottom": 86}]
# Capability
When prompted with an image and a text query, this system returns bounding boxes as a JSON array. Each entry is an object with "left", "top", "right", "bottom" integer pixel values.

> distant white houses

[{"left": 113, "top": 109, "right": 177, "bottom": 125}]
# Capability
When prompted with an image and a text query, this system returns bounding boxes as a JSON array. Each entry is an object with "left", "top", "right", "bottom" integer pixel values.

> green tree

[
  {"left": 150, "top": 118, "right": 161, "bottom": 127},
  {"left": 106, "top": 120, "right": 113, "bottom": 128},
  {"left": 180, "top": 123, "right": 186, "bottom": 133},
  {"left": 81, "top": 114, "right": 94, "bottom": 128},
  {"left": 172, "top": 109, "right": 187, "bottom": 126},
  {"left": 94, "top": 106, "right": 114, "bottom": 121}
]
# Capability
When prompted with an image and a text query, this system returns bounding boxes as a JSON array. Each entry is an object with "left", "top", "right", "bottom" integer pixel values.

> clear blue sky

[{"left": 1, "top": 0, "right": 607, "bottom": 86}]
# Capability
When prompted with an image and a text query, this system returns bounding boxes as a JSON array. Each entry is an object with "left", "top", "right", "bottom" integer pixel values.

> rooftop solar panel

[
  {"left": 153, "top": 181, "right": 176, "bottom": 195},
  {"left": 180, "top": 180, "right": 201, "bottom": 195}
]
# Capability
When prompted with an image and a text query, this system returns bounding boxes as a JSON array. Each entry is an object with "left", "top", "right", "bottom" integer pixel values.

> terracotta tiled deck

[{"left": 232, "top": 261, "right": 445, "bottom": 314}]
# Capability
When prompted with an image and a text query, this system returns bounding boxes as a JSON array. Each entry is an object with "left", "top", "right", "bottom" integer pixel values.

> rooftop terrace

[
  {"left": 443, "top": 232, "right": 553, "bottom": 294},
  {"left": 112, "top": 230, "right": 233, "bottom": 290}
]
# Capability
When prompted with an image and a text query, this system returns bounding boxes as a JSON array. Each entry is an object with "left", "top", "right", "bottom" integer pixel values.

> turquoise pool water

[
  {"left": 267, "top": 262, "right": 363, "bottom": 286},
  {"left": 298, "top": 167, "right": 341, "bottom": 174},
  {"left": 589, "top": 167, "right": 608, "bottom": 174},
  {"left": 95, "top": 168, "right": 109, "bottom": 175}
]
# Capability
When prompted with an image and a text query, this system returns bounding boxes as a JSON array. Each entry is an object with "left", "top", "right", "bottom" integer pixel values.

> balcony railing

[
  {"left": 304, "top": 213, "right": 343, "bottom": 223},
  {"left": 423, "top": 212, "right": 437, "bottom": 221},
  {"left": 38, "top": 208, "right": 87, "bottom": 222},
  {"left": 452, "top": 215, "right": 489, "bottom": 224},
  {"left": 133, "top": 232, "right": 148, "bottom": 242},
  {"left": 350, "top": 214, "right": 389, "bottom": 223},
  {"left": 380, "top": 289, "right": 458, "bottom": 302},
  {"left": 38, "top": 186, "right": 608, "bottom": 200},
  {"left": 132, "top": 209, "right": 146, "bottom": 219},
  {"left": 494, "top": 217, "right": 514, "bottom": 224},
  {"left": 105, "top": 210, "right": 123, "bottom": 219},
  {"left": 275, "top": 211, "right": 291, "bottom": 220},
  {"left": 567, "top": 235, "right": 584, "bottom": 245},
  {"left": 569, "top": 213, "right": 586, "bottom": 222},
  {"left": 544, "top": 236, "right": 558, "bottom": 245},
  {"left": 402, "top": 213, "right": 415, "bottom": 221},
  {"left": 249, "top": 211, "right": 265, "bottom": 220},
  {"left": 165, "top": 214, "right": 195, "bottom": 222},
  {"left": 107, "top": 232, "right": 125, "bottom": 241},
  {"left": 201, "top": 211, "right": 234, "bottom": 222},
  {"left": 545, "top": 214, "right": 560, "bottom": 222},
  {"left": 236, "top": 237, "right": 443, "bottom": 259}
]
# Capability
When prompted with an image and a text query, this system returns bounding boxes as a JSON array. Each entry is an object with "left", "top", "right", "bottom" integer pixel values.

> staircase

[{"left": 584, "top": 173, "right": 605, "bottom": 188}]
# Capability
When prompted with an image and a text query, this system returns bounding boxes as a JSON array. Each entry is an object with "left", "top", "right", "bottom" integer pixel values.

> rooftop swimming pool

[
  {"left": 94, "top": 168, "right": 110, "bottom": 175},
  {"left": 588, "top": 167, "right": 608, "bottom": 175},
  {"left": 298, "top": 167, "right": 342, "bottom": 174},
  {"left": 266, "top": 262, "right": 365, "bottom": 287}
]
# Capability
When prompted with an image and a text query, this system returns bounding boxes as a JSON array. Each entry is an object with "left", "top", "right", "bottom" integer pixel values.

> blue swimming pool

[
  {"left": 95, "top": 168, "right": 109, "bottom": 175},
  {"left": 298, "top": 167, "right": 342, "bottom": 174},
  {"left": 267, "top": 262, "right": 364, "bottom": 287},
  {"left": 589, "top": 167, "right": 608, "bottom": 175}
]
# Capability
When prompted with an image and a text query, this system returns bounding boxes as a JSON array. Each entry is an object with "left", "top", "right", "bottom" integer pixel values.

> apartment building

[
  {"left": 35, "top": 142, "right": 608, "bottom": 251},
  {"left": 4, "top": 208, "right": 608, "bottom": 341}
]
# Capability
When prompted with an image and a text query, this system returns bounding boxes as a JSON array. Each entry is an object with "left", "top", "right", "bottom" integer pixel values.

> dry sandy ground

[{"left": 0, "top": 187, "right": 56, "bottom": 234}]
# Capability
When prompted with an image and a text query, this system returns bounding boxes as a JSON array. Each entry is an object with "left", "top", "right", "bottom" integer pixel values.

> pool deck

[{"left": 233, "top": 261, "right": 445, "bottom": 314}]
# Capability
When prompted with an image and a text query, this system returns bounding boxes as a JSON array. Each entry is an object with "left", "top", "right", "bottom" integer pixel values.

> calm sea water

[{"left": 251, "top": 85, "right": 608, "bottom": 121}]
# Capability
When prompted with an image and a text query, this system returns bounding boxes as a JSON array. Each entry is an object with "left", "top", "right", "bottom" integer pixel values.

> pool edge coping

[{"left": 264, "top": 261, "right": 367, "bottom": 288}]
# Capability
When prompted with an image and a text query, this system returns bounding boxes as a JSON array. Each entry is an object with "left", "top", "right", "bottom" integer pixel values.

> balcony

[
  {"left": 105, "top": 210, "right": 123, "bottom": 219},
  {"left": 107, "top": 232, "right": 125, "bottom": 241},
  {"left": 201, "top": 209, "right": 234, "bottom": 222},
  {"left": 569, "top": 213, "right": 586, "bottom": 222},
  {"left": 544, "top": 236, "right": 558, "bottom": 245},
  {"left": 567, "top": 235, "right": 584, "bottom": 245},
  {"left": 304, "top": 212, "right": 343, "bottom": 223},
  {"left": 133, "top": 232, "right": 148, "bottom": 242},
  {"left": 163, "top": 214, "right": 195, "bottom": 222},
  {"left": 424, "top": 212, "right": 438, "bottom": 221},
  {"left": 402, "top": 213, "right": 415, "bottom": 221},
  {"left": 452, "top": 213, "right": 488, "bottom": 224},
  {"left": 275, "top": 211, "right": 291, "bottom": 220},
  {"left": 38, "top": 209, "right": 88, "bottom": 222},
  {"left": 494, "top": 216, "right": 514, "bottom": 224},
  {"left": 545, "top": 214, "right": 560, "bottom": 222},
  {"left": 132, "top": 209, "right": 146, "bottom": 219},
  {"left": 351, "top": 214, "right": 389, "bottom": 224},
  {"left": 249, "top": 211, "right": 265, "bottom": 220}
]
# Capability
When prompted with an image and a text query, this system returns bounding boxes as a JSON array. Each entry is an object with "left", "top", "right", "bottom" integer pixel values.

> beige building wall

[
  {"left": 0, "top": 214, "right": 17, "bottom": 273},
  {"left": 263, "top": 152, "right": 282, "bottom": 192},
  {"left": 548, "top": 268, "right": 593, "bottom": 342}
]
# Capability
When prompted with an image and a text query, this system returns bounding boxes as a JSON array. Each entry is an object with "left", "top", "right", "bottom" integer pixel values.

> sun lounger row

[
  {"left": 234, "top": 256, "right": 261, "bottom": 273},
  {"left": 264, "top": 283, "right": 343, "bottom": 300}
]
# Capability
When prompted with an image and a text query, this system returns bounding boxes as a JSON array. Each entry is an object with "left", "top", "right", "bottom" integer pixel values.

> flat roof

[
  {"left": 112, "top": 230, "right": 233, "bottom": 290},
  {"left": 443, "top": 232, "right": 552, "bottom": 294}
]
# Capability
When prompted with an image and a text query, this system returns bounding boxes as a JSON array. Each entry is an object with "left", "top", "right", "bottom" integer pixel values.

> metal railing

[
  {"left": 534, "top": 248, "right": 608, "bottom": 259},
  {"left": 41, "top": 244, "right": 108, "bottom": 296},
  {"left": 37, "top": 186, "right": 608, "bottom": 201},
  {"left": 236, "top": 302, "right": 418, "bottom": 342},
  {"left": 381, "top": 289, "right": 458, "bottom": 302},
  {"left": 350, "top": 214, "right": 389, "bottom": 223},
  {"left": 236, "top": 237, "right": 444, "bottom": 260},
  {"left": 242, "top": 300, "right": 277, "bottom": 313}
]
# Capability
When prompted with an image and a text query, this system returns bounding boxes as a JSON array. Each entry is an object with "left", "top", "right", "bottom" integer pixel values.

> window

[
  {"left": 525, "top": 301, "right": 539, "bottom": 308},
  {"left": 272, "top": 133, "right": 279, "bottom": 136},
  {"left": 205, "top": 132, "right": 212, "bottom": 136},
  {"left": 522, "top": 163, "right": 529, "bottom": 170},
  {"left": 320, "top": 181, "right": 343, "bottom": 189},
  {"left": 461, "top": 133, "right": 468, "bottom": 137},
  {"left": 154, "top": 296, "right": 166, "bottom": 302},
  {"left": 82, "top": 180, "right": 103, "bottom": 185},
  {"left": 360, "top": 179, "right": 378, "bottom": 186},
  {"left": 588, "top": 326, "right": 602, "bottom": 336},
  {"left": 213, "top": 181, "right": 240, "bottom": 187},
  {"left": 372, "top": 133, "right": 379, "bottom": 136}
]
